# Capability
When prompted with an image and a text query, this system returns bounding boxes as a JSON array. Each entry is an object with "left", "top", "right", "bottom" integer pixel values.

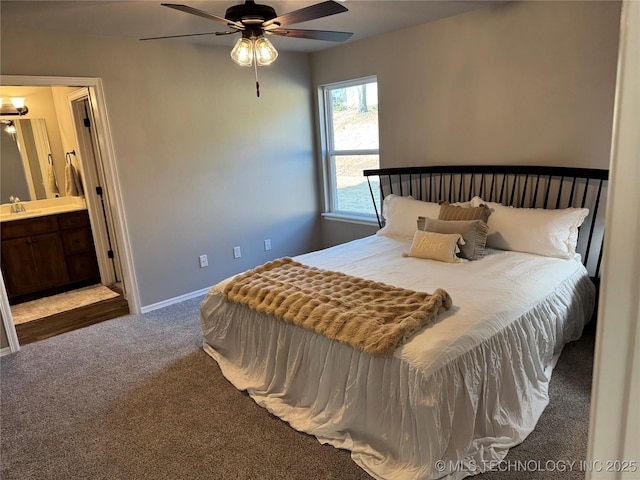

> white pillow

[
  {"left": 377, "top": 194, "right": 440, "bottom": 238},
  {"left": 471, "top": 196, "right": 589, "bottom": 259}
]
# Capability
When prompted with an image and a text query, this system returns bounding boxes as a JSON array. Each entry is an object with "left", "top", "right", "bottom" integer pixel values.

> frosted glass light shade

[
  {"left": 231, "top": 37, "right": 254, "bottom": 67},
  {"left": 10, "top": 98, "right": 25, "bottom": 109},
  {"left": 254, "top": 37, "right": 278, "bottom": 66}
]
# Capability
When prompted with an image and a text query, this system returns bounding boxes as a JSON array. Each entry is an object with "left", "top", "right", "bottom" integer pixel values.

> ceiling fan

[{"left": 141, "top": 1, "right": 353, "bottom": 96}]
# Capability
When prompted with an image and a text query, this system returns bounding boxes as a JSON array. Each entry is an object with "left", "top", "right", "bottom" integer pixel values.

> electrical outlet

[
  {"left": 264, "top": 239, "right": 271, "bottom": 251},
  {"left": 198, "top": 254, "right": 208, "bottom": 268},
  {"left": 233, "top": 246, "right": 242, "bottom": 259}
]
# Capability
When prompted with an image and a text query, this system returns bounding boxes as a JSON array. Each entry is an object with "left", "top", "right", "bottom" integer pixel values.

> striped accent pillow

[{"left": 438, "top": 202, "right": 491, "bottom": 223}]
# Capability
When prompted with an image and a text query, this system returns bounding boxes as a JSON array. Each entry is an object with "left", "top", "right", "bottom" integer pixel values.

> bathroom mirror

[{"left": 0, "top": 118, "right": 58, "bottom": 203}]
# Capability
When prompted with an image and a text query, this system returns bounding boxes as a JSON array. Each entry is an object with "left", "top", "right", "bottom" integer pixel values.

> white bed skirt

[{"left": 200, "top": 236, "right": 595, "bottom": 480}]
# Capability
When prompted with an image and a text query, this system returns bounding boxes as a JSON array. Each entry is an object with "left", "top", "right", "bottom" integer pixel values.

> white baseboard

[
  {"left": 1, "top": 346, "right": 13, "bottom": 357},
  {"left": 140, "top": 287, "right": 211, "bottom": 314}
]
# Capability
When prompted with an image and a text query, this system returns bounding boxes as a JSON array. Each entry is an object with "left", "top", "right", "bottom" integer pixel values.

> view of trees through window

[{"left": 325, "top": 79, "right": 380, "bottom": 216}]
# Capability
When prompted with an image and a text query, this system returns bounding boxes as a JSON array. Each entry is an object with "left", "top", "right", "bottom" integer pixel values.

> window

[{"left": 321, "top": 77, "right": 380, "bottom": 220}]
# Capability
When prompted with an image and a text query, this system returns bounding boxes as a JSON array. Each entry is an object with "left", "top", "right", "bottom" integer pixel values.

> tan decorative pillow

[
  {"left": 438, "top": 202, "right": 491, "bottom": 223},
  {"left": 417, "top": 217, "right": 489, "bottom": 260},
  {"left": 405, "top": 230, "right": 465, "bottom": 263}
]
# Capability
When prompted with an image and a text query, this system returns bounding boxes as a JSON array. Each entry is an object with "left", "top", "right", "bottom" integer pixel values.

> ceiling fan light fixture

[
  {"left": 152, "top": 1, "right": 352, "bottom": 95},
  {"left": 231, "top": 37, "right": 254, "bottom": 66},
  {"left": 230, "top": 35, "right": 278, "bottom": 67},
  {"left": 254, "top": 36, "right": 278, "bottom": 66}
]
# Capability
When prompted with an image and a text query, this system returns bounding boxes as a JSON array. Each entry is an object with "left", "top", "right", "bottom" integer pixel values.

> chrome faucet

[{"left": 9, "top": 196, "right": 26, "bottom": 214}]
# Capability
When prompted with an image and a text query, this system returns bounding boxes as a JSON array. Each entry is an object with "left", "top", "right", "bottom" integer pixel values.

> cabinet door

[
  {"left": 66, "top": 253, "right": 100, "bottom": 283},
  {"left": 1, "top": 238, "right": 40, "bottom": 296},
  {"left": 61, "top": 228, "right": 94, "bottom": 255},
  {"left": 30, "top": 233, "right": 70, "bottom": 289}
]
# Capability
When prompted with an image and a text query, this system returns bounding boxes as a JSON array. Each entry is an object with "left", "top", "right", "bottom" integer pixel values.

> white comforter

[{"left": 200, "top": 235, "right": 595, "bottom": 480}]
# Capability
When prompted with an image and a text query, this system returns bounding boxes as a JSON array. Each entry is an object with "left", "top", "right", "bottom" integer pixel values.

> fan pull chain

[{"left": 254, "top": 60, "right": 260, "bottom": 97}]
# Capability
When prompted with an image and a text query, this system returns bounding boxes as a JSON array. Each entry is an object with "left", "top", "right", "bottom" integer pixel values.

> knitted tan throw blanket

[{"left": 223, "top": 257, "right": 452, "bottom": 357}]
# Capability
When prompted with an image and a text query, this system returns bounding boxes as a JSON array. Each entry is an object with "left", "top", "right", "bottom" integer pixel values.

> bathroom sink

[
  {"left": 0, "top": 197, "right": 87, "bottom": 222},
  {"left": 0, "top": 206, "right": 87, "bottom": 222},
  {"left": 0, "top": 209, "right": 43, "bottom": 222}
]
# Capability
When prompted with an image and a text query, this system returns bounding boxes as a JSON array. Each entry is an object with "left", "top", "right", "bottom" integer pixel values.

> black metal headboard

[{"left": 363, "top": 165, "right": 608, "bottom": 279}]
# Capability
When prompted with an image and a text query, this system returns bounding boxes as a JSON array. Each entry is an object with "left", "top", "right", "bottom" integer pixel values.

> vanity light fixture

[{"left": 0, "top": 97, "right": 29, "bottom": 116}]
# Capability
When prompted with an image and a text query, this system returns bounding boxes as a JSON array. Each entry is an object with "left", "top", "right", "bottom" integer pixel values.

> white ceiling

[{"left": 0, "top": 0, "right": 499, "bottom": 53}]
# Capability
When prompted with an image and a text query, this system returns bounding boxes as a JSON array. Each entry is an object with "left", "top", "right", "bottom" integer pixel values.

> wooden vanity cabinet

[
  {"left": 1, "top": 232, "right": 69, "bottom": 296},
  {"left": 1, "top": 210, "right": 100, "bottom": 302}
]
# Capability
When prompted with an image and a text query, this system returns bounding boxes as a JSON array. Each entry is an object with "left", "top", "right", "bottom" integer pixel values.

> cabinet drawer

[
  {"left": 1, "top": 215, "right": 58, "bottom": 240},
  {"left": 61, "top": 228, "right": 95, "bottom": 255},
  {"left": 58, "top": 210, "right": 90, "bottom": 230}
]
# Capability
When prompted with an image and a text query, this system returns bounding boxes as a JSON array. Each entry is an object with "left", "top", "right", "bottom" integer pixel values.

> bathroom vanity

[{"left": 1, "top": 199, "right": 100, "bottom": 304}]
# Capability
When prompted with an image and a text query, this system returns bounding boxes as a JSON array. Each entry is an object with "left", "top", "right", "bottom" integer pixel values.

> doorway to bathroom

[{"left": 0, "top": 75, "right": 140, "bottom": 352}]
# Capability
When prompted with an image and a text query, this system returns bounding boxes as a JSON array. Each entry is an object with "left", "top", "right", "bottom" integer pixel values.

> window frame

[{"left": 319, "top": 76, "right": 379, "bottom": 224}]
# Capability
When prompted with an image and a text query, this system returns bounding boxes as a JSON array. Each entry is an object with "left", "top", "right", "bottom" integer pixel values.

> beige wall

[
  {"left": 1, "top": 29, "right": 320, "bottom": 307},
  {"left": 312, "top": 1, "right": 621, "bottom": 244},
  {"left": 51, "top": 85, "right": 82, "bottom": 184}
]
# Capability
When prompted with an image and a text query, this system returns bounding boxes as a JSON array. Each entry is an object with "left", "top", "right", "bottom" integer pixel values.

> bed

[{"left": 200, "top": 165, "right": 608, "bottom": 480}]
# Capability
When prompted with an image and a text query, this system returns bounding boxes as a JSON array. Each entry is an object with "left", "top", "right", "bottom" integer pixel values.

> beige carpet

[{"left": 11, "top": 285, "right": 119, "bottom": 325}]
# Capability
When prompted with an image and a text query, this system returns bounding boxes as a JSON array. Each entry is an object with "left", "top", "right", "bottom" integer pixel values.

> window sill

[{"left": 321, "top": 212, "right": 380, "bottom": 227}]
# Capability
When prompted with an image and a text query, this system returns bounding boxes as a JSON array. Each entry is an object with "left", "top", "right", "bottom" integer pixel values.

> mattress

[{"left": 200, "top": 234, "right": 595, "bottom": 480}]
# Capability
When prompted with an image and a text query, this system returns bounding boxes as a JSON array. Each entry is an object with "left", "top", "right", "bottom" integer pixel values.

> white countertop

[{"left": 0, "top": 197, "right": 87, "bottom": 223}]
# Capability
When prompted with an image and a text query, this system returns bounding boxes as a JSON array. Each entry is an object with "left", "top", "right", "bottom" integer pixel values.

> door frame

[
  {"left": 0, "top": 75, "right": 141, "bottom": 353},
  {"left": 67, "top": 88, "right": 123, "bottom": 287}
]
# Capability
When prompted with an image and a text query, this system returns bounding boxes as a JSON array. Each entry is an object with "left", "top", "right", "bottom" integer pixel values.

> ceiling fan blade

[
  {"left": 268, "top": 28, "right": 352, "bottom": 42},
  {"left": 263, "top": 1, "right": 347, "bottom": 28},
  {"left": 161, "top": 4, "right": 244, "bottom": 30},
  {"left": 139, "top": 31, "right": 237, "bottom": 41}
]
